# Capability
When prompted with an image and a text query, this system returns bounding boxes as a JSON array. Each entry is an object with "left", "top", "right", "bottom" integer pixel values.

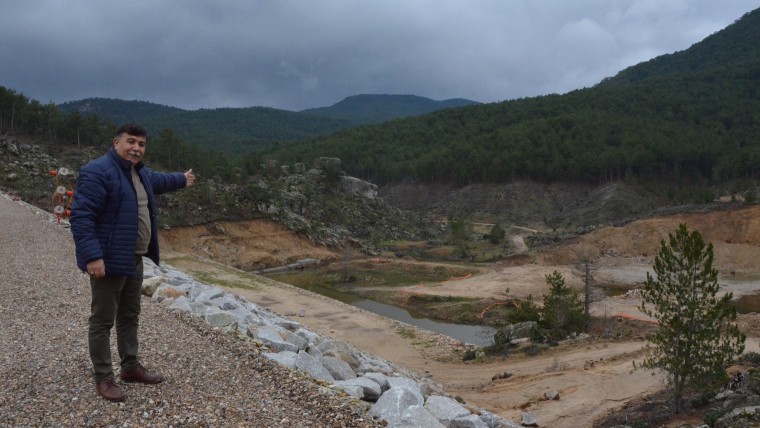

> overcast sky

[{"left": 2, "top": 1, "right": 758, "bottom": 112}]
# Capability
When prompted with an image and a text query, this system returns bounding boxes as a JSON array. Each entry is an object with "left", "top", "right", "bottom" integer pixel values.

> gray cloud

[{"left": 1, "top": 1, "right": 758, "bottom": 111}]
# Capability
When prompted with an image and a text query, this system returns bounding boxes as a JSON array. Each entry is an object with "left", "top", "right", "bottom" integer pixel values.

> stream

[{"left": 289, "top": 282, "right": 496, "bottom": 347}]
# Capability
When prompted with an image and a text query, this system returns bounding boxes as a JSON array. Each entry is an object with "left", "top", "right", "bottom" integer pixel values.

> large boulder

[
  {"left": 424, "top": 395, "right": 472, "bottom": 426},
  {"left": 341, "top": 176, "right": 378, "bottom": 199},
  {"left": 255, "top": 325, "right": 308, "bottom": 353},
  {"left": 334, "top": 377, "right": 383, "bottom": 402},
  {"left": 141, "top": 275, "right": 166, "bottom": 297},
  {"left": 262, "top": 351, "right": 298, "bottom": 368},
  {"left": 205, "top": 310, "right": 238, "bottom": 328},
  {"left": 494, "top": 321, "right": 537, "bottom": 345},
  {"left": 167, "top": 296, "right": 192, "bottom": 313},
  {"left": 294, "top": 350, "right": 334, "bottom": 382},
  {"left": 369, "top": 387, "right": 420, "bottom": 424},
  {"left": 151, "top": 284, "right": 186, "bottom": 303},
  {"left": 521, "top": 411, "right": 539, "bottom": 427},
  {"left": 387, "top": 376, "right": 425, "bottom": 405},
  {"left": 190, "top": 286, "right": 225, "bottom": 302},
  {"left": 320, "top": 355, "right": 357, "bottom": 381},
  {"left": 394, "top": 405, "right": 445, "bottom": 428}
]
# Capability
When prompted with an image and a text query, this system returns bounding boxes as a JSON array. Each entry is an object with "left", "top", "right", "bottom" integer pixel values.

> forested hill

[
  {"left": 601, "top": 8, "right": 760, "bottom": 85},
  {"left": 57, "top": 98, "right": 351, "bottom": 154},
  {"left": 57, "top": 95, "right": 478, "bottom": 154},
  {"left": 264, "top": 8, "right": 760, "bottom": 187},
  {"left": 300, "top": 94, "right": 479, "bottom": 124}
]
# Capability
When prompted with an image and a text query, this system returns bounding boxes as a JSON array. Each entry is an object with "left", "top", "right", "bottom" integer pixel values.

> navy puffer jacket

[{"left": 70, "top": 148, "right": 186, "bottom": 277}]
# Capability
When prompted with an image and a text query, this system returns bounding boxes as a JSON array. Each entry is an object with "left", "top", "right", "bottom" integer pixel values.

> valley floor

[
  {"left": 160, "top": 206, "right": 760, "bottom": 427},
  {"left": 165, "top": 250, "right": 760, "bottom": 427}
]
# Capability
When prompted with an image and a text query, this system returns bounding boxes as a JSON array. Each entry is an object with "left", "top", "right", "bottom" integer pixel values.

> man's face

[{"left": 113, "top": 132, "right": 146, "bottom": 166}]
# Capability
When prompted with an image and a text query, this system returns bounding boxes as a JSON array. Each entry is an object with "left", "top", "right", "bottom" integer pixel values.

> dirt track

[{"left": 160, "top": 206, "right": 760, "bottom": 427}]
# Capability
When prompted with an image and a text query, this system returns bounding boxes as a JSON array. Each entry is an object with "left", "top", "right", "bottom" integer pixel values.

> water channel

[{"left": 285, "top": 282, "right": 496, "bottom": 347}]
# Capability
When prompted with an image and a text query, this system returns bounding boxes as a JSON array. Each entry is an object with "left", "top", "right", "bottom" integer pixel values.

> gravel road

[{"left": 0, "top": 193, "right": 380, "bottom": 427}]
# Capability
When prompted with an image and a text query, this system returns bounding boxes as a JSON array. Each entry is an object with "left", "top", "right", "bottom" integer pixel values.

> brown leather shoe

[
  {"left": 95, "top": 376, "right": 126, "bottom": 402},
  {"left": 119, "top": 364, "right": 164, "bottom": 384}
]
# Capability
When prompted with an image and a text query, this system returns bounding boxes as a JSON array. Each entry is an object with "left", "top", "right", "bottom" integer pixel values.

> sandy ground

[
  {"left": 160, "top": 207, "right": 760, "bottom": 427},
  {"left": 163, "top": 252, "right": 760, "bottom": 427}
]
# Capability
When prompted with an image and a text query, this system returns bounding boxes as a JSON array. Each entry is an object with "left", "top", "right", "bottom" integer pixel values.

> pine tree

[
  {"left": 541, "top": 271, "right": 584, "bottom": 339},
  {"left": 637, "top": 224, "right": 745, "bottom": 413},
  {"left": 488, "top": 223, "right": 505, "bottom": 244}
]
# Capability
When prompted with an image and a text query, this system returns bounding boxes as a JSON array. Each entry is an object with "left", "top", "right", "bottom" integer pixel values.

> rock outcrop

[{"left": 0, "top": 139, "right": 436, "bottom": 256}]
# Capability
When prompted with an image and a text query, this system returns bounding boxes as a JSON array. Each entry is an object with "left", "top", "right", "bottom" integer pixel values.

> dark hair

[{"left": 115, "top": 123, "right": 148, "bottom": 138}]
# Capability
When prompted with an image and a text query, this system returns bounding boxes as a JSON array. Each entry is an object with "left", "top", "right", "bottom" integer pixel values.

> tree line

[
  {"left": 0, "top": 86, "right": 109, "bottom": 146},
  {"left": 264, "top": 61, "right": 760, "bottom": 188},
  {"left": 0, "top": 86, "right": 246, "bottom": 182}
]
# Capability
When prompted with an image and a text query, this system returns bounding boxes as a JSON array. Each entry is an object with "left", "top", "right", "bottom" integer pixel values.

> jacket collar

[{"left": 107, "top": 147, "right": 145, "bottom": 172}]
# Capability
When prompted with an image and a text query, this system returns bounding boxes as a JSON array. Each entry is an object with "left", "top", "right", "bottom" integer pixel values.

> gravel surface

[{"left": 0, "top": 194, "right": 381, "bottom": 427}]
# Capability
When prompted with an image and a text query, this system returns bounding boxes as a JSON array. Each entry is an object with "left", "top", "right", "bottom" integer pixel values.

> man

[{"left": 70, "top": 123, "right": 195, "bottom": 402}]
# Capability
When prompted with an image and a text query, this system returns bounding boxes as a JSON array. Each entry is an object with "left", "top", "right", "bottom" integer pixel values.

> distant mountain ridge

[
  {"left": 300, "top": 94, "right": 480, "bottom": 124},
  {"left": 57, "top": 94, "right": 479, "bottom": 153}
]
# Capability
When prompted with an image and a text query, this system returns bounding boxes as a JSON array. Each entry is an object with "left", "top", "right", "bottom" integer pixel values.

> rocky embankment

[{"left": 142, "top": 257, "right": 511, "bottom": 427}]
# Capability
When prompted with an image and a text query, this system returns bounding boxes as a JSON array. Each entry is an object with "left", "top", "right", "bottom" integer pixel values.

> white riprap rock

[
  {"left": 205, "top": 310, "right": 238, "bottom": 328},
  {"left": 334, "top": 376, "right": 383, "bottom": 402},
  {"left": 210, "top": 294, "right": 241, "bottom": 311},
  {"left": 295, "top": 350, "right": 334, "bottom": 382},
  {"left": 521, "top": 411, "right": 539, "bottom": 427},
  {"left": 450, "top": 414, "right": 488, "bottom": 428},
  {"left": 424, "top": 395, "right": 471, "bottom": 426},
  {"left": 167, "top": 296, "right": 192, "bottom": 313},
  {"left": 369, "top": 387, "right": 420, "bottom": 424},
  {"left": 190, "top": 286, "right": 226, "bottom": 302},
  {"left": 364, "top": 372, "right": 390, "bottom": 393},
  {"left": 255, "top": 324, "right": 307, "bottom": 353},
  {"left": 479, "top": 409, "right": 515, "bottom": 428},
  {"left": 393, "top": 405, "right": 445, "bottom": 428},
  {"left": 141, "top": 275, "right": 166, "bottom": 297},
  {"left": 263, "top": 350, "right": 298, "bottom": 368},
  {"left": 320, "top": 355, "right": 357, "bottom": 381},
  {"left": 387, "top": 376, "right": 424, "bottom": 405},
  {"left": 331, "top": 383, "right": 364, "bottom": 399}
]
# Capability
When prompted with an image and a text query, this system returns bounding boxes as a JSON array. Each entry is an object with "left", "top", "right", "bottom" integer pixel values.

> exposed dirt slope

[
  {"left": 539, "top": 205, "right": 760, "bottom": 272},
  {"left": 159, "top": 220, "right": 339, "bottom": 271},
  {"left": 405, "top": 205, "right": 760, "bottom": 326}
]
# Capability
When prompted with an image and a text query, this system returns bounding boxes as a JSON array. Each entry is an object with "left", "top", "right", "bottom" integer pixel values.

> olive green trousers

[{"left": 88, "top": 255, "right": 143, "bottom": 382}]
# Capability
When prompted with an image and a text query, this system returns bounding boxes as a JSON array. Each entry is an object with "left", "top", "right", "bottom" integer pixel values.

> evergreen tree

[
  {"left": 488, "top": 223, "right": 506, "bottom": 244},
  {"left": 637, "top": 224, "right": 745, "bottom": 413},
  {"left": 448, "top": 216, "right": 469, "bottom": 258},
  {"left": 508, "top": 294, "right": 541, "bottom": 324},
  {"left": 541, "top": 271, "right": 584, "bottom": 339}
]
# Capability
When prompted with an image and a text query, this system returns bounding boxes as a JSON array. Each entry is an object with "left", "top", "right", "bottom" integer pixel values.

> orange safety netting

[
  {"left": 613, "top": 312, "right": 659, "bottom": 324},
  {"left": 442, "top": 273, "right": 472, "bottom": 282},
  {"left": 477, "top": 300, "right": 520, "bottom": 319}
]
